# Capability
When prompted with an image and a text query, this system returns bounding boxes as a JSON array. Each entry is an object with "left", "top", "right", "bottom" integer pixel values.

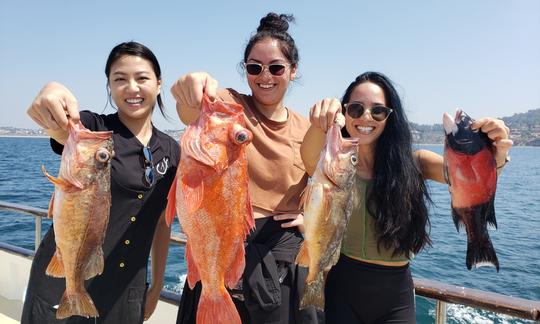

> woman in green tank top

[{"left": 301, "top": 71, "right": 512, "bottom": 323}]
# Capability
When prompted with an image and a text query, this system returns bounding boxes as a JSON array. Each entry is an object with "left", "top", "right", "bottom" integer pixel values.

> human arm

[
  {"left": 26, "top": 82, "right": 80, "bottom": 144},
  {"left": 143, "top": 210, "right": 171, "bottom": 321},
  {"left": 300, "top": 98, "right": 344, "bottom": 176},
  {"left": 170, "top": 72, "right": 219, "bottom": 126}
]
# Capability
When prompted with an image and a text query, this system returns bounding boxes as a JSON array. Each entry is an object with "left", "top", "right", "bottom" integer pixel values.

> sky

[{"left": 1, "top": 0, "right": 539, "bottom": 130}]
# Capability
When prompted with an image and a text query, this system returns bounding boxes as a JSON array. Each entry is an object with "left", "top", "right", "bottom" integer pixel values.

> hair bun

[{"left": 257, "top": 12, "right": 294, "bottom": 33}]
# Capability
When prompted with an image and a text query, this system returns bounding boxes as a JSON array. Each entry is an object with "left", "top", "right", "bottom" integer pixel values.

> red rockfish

[
  {"left": 443, "top": 109, "right": 499, "bottom": 271},
  {"left": 42, "top": 120, "right": 113, "bottom": 318},
  {"left": 296, "top": 123, "right": 358, "bottom": 309},
  {"left": 166, "top": 96, "right": 254, "bottom": 324}
]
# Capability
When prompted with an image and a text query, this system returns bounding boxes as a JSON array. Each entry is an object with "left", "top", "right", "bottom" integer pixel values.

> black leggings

[{"left": 325, "top": 254, "right": 415, "bottom": 324}]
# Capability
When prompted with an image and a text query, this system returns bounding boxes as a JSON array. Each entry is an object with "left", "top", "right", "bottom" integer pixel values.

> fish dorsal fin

[{"left": 165, "top": 177, "right": 178, "bottom": 226}]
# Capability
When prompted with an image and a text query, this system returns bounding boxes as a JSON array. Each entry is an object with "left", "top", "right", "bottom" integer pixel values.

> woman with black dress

[{"left": 22, "top": 41, "right": 180, "bottom": 324}]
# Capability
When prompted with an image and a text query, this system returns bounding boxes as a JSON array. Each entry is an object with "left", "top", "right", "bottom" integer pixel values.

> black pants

[
  {"left": 176, "top": 217, "right": 321, "bottom": 324},
  {"left": 325, "top": 254, "right": 415, "bottom": 324}
]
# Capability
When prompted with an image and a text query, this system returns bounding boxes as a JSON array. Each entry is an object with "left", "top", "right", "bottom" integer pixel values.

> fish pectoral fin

[
  {"left": 185, "top": 242, "right": 201, "bottom": 289},
  {"left": 45, "top": 248, "right": 65, "bottom": 278},
  {"left": 182, "top": 180, "right": 204, "bottom": 214},
  {"left": 451, "top": 208, "right": 463, "bottom": 232},
  {"left": 295, "top": 242, "right": 310, "bottom": 267},
  {"left": 323, "top": 186, "right": 332, "bottom": 222},
  {"left": 165, "top": 177, "right": 178, "bottom": 227},
  {"left": 244, "top": 196, "right": 255, "bottom": 235},
  {"left": 42, "top": 166, "right": 78, "bottom": 191},
  {"left": 225, "top": 241, "right": 245, "bottom": 289},
  {"left": 83, "top": 248, "right": 104, "bottom": 280}
]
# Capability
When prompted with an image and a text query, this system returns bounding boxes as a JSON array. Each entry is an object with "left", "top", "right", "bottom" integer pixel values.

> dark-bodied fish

[
  {"left": 42, "top": 120, "right": 114, "bottom": 318},
  {"left": 296, "top": 122, "right": 358, "bottom": 309},
  {"left": 443, "top": 109, "right": 499, "bottom": 271}
]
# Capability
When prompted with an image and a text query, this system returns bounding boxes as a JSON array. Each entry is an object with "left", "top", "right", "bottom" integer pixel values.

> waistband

[{"left": 340, "top": 253, "right": 410, "bottom": 271}]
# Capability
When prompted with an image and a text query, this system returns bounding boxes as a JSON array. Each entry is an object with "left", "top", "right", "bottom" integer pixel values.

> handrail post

[
  {"left": 34, "top": 215, "right": 42, "bottom": 252},
  {"left": 435, "top": 300, "right": 447, "bottom": 324}
]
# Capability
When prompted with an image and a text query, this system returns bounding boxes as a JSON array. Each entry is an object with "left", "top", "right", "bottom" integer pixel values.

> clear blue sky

[{"left": 1, "top": 0, "right": 539, "bottom": 130}]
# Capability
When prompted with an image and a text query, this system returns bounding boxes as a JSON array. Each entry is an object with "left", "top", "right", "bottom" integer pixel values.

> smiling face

[
  {"left": 245, "top": 38, "right": 296, "bottom": 111},
  {"left": 108, "top": 55, "right": 161, "bottom": 123},
  {"left": 344, "top": 82, "right": 388, "bottom": 148}
]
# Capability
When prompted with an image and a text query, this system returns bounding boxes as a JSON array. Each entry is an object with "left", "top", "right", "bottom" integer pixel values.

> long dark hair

[
  {"left": 104, "top": 41, "right": 166, "bottom": 117},
  {"left": 342, "top": 71, "right": 432, "bottom": 256},
  {"left": 243, "top": 12, "right": 299, "bottom": 67}
]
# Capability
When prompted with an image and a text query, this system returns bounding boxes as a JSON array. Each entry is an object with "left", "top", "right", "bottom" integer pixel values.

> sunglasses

[
  {"left": 142, "top": 146, "right": 155, "bottom": 187},
  {"left": 244, "top": 63, "right": 289, "bottom": 76},
  {"left": 344, "top": 102, "right": 393, "bottom": 122}
]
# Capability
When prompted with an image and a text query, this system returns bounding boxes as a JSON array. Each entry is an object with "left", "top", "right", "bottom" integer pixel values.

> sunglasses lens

[
  {"left": 268, "top": 64, "right": 286, "bottom": 76},
  {"left": 145, "top": 167, "right": 155, "bottom": 186},
  {"left": 143, "top": 147, "right": 152, "bottom": 162},
  {"left": 346, "top": 103, "right": 365, "bottom": 119},
  {"left": 245, "top": 64, "right": 262, "bottom": 75},
  {"left": 371, "top": 106, "right": 390, "bottom": 121}
]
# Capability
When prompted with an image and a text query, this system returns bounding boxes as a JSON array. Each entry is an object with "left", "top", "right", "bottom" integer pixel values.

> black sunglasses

[
  {"left": 142, "top": 146, "right": 155, "bottom": 187},
  {"left": 343, "top": 102, "right": 394, "bottom": 122},
  {"left": 244, "top": 63, "right": 289, "bottom": 76}
]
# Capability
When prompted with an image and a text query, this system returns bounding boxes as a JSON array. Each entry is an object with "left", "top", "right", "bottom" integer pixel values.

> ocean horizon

[{"left": 0, "top": 137, "right": 538, "bottom": 323}]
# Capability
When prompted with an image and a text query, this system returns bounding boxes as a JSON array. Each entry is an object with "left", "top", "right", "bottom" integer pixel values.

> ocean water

[{"left": 0, "top": 137, "right": 538, "bottom": 323}]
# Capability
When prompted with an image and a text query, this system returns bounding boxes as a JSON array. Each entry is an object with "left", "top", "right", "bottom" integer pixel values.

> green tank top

[{"left": 341, "top": 176, "right": 411, "bottom": 262}]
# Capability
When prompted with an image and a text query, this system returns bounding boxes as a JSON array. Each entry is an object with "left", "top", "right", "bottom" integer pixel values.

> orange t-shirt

[{"left": 218, "top": 88, "right": 309, "bottom": 213}]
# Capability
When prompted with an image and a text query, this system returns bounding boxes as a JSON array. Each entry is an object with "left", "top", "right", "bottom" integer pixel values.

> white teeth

[
  {"left": 126, "top": 98, "right": 143, "bottom": 104},
  {"left": 259, "top": 84, "right": 274, "bottom": 89},
  {"left": 355, "top": 126, "right": 374, "bottom": 133}
]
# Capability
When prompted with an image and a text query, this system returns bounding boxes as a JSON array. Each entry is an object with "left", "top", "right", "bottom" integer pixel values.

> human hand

[
  {"left": 26, "top": 82, "right": 79, "bottom": 131},
  {"left": 170, "top": 72, "right": 218, "bottom": 110},
  {"left": 309, "top": 98, "right": 345, "bottom": 133},
  {"left": 472, "top": 117, "right": 513, "bottom": 167},
  {"left": 143, "top": 285, "right": 161, "bottom": 321},
  {"left": 274, "top": 212, "right": 304, "bottom": 233}
]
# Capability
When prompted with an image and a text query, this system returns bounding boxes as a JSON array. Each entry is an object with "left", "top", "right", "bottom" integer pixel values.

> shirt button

[
  {"left": 137, "top": 194, "right": 143, "bottom": 199},
  {"left": 131, "top": 216, "right": 136, "bottom": 222},
  {"left": 119, "top": 262, "right": 125, "bottom": 268},
  {"left": 124, "top": 239, "right": 130, "bottom": 245}
]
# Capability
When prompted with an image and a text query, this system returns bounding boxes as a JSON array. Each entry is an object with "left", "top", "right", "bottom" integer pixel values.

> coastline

[{"left": 0, "top": 135, "right": 49, "bottom": 139}]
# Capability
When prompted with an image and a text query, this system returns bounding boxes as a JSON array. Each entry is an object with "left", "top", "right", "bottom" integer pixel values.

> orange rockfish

[
  {"left": 443, "top": 109, "right": 499, "bottom": 271},
  {"left": 166, "top": 95, "right": 254, "bottom": 324},
  {"left": 296, "top": 123, "right": 358, "bottom": 309},
  {"left": 42, "top": 120, "right": 113, "bottom": 318}
]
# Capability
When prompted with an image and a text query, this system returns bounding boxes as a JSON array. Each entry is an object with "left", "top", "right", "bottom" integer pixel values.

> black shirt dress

[{"left": 21, "top": 111, "right": 180, "bottom": 324}]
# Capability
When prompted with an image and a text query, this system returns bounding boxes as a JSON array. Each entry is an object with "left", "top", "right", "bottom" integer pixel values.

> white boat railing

[{"left": 1, "top": 201, "right": 539, "bottom": 323}]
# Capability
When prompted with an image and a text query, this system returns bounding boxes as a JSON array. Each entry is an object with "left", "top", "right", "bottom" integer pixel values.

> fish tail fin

[
  {"left": 225, "top": 241, "right": 245, "bottom": 289},
  {"left": 165, "top": 177, "right": 178, "bottom": 226},
  {"left": 197, "top": 287, "right": 240, "bottom": 324},
  {"left": 295, "top": 242, "right": 310, "bottom": 267},
  {"left": 56, "top": 289, "right": 98, "bottom": 319},
  {"left": 466, "top": 237, "right": 500, "bottom": 272},
  {"left": 299, "top": 271, "right": 325, "bottom": 310},
  {"left": 45, "top": 249, "right": 65, "bottom": 277},
  {"left": 185, "top": 242, "right": 201, "bottom": 289},
  {"left": 83, "top": 247, "right": 104, "bottom": 279}
]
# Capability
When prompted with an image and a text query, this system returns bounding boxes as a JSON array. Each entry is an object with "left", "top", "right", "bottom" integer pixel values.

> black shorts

[{"left": 325, "top": 254, "right": 415, "bottom": 324}]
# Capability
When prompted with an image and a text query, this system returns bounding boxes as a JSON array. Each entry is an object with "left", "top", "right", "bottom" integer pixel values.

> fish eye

[
  {"left": 95, "top": 149, "right": 111, "bottom": 163},
  {"left": 350, "top": 155, "right": 358, "bottom": 166},
  {"left": 235, "top": 132, "right": 248, "bottom": 143}
]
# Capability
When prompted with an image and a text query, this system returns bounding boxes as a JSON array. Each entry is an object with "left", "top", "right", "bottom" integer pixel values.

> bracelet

[{"left": 496, "top": 155, "right": 511, "bottom": 169}]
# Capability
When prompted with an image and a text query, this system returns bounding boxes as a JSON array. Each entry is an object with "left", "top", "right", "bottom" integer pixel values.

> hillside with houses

[{"left": 2, "top": 109, "right": 540, "bottom": 146}]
